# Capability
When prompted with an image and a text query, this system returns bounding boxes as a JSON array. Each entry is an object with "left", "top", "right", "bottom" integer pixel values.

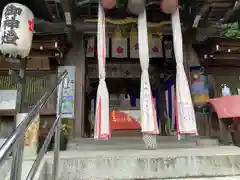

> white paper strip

[
  {"left": 171, "top": 9, "right": 198, "bottom": 135},
  {"left": 94, "top": 4, "right": 110, "bottom": 139},
  {"left": 138, "top": 10, "right": 159, "bottom": 134},
  {"left": 149, "top": 38, "right": 163, "bottom": 58},
  {"left": 112, "top": 38, "right": 128, "bottom": 58},
  {"left": 86, "top": 36, "right": 95, "bottom": 57}
]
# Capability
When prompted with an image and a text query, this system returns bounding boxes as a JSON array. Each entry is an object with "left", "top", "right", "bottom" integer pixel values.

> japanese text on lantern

[{"left": 2, "top": 4, "right": 22, "bottom": 46}]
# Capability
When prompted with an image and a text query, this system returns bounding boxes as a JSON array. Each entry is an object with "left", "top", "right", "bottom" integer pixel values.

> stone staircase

[
  {"left": 2, "top": 137, "right": 240, "bottom": 180},
  {"left": 67, "top": 136, "right": 219, "bottom": 150}
]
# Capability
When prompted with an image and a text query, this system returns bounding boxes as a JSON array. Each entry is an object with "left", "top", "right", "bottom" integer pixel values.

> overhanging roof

[{"left": 0, "top": 0, "right": 53, "bottom": 21}]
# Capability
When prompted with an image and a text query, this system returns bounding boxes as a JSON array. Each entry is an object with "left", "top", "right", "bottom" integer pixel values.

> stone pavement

[{"left": 167, "top": 177, "right": 240, "bottom": 180}]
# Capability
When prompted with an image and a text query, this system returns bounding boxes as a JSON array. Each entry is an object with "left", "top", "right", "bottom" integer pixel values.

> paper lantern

[
  {"left": 128, "top": 0, "right": 146, "bottom": 15},
  {"left": 160, "top": 0, "right": 178, "bottom": 14},
  {"left": 100, "top": 0, "right": 116, "bottom": 9},
  {"left": 0, "top": 3, "right": 34, "bottom": 63}
]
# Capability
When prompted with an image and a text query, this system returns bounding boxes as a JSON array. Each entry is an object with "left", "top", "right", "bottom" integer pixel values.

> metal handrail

[{"left": 0, "top": 70, "right": 68, "bottom": 180}]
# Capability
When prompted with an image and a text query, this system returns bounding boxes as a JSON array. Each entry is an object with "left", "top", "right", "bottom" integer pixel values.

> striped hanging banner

[
  {"left": 171, "top": 9, "right": 198, "bottom": 136},
  {"left": 94, "top": 3, "right": 111, "bottom": 139},
  {"left": 138, "top": 9, "right": 159, "bottom": 135}
]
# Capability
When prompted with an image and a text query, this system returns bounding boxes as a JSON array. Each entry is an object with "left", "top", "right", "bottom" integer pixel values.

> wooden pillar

[
  {"left": 157, "top": 75, "right": 168, "bottom": 135},
  {"left": 64, "top": 29, "right": 85, "bottom": 137},
  {"left": 219, "top": 118, "right": 232, "bottom": 145},
  {"left": 14, "top": 59, "right": 27, "bottom": 124}
]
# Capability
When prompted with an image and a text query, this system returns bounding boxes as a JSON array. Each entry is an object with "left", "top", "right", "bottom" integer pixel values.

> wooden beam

[
  {"left": 221, "top": 1, "right": 240, "bottom": 23},
  {"left": 192, "top": 4, "right": 213, "bottom": 28}
]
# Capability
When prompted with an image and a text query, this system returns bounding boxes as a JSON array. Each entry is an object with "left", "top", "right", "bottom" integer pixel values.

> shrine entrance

[{"left": 84, "top": 35, "right": 176, "bottom": 138}]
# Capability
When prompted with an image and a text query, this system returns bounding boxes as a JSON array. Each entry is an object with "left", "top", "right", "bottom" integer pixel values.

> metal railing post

[
  {"left": 52, "top": 80, "right": 64, "bottom": 180},
  {"left": 0, "top": 71, "right": 67, "bottom": 180},
  {"left": 10, "top": 131, "right": 25, "bottom": 180}
]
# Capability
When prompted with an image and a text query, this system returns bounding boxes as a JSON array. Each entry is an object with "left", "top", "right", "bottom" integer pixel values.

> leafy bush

[{"left": 221, "top": 22, "right": 240, "bottom": 38}]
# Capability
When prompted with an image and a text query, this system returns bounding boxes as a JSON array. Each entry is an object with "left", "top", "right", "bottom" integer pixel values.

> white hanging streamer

[
  {"left": 171, "top": 9, "right": 198, "bottom": 136},
  {"left": 138, "top": 9, "right": 159, "bottom": 134},
  {"left": 94, "top": 4, "right": 110, "bottom": 139}
]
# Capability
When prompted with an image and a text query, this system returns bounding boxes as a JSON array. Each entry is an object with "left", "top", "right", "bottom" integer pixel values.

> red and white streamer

[
  {"left": 138, "top": 9, "right": 159, "bottom": 134},
  {"left": 94, "top": 4, "right": 111, "bottom": 139},
  {"left": 171, "top": 9, "right": 198, "bottom": 136}
]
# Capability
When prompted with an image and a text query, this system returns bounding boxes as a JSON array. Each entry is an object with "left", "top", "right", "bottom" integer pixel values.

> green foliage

[{"left": 221, "top": 22, "right": 240, "bottom": 38}]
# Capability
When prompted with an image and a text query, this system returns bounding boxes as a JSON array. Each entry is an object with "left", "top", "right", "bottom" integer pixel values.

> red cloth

[
  {"left": 209, "top": 96, "right": 240, "bottom": 119},
  {"left": 110, "top": 110, "right": 141, "bottom": 130}
]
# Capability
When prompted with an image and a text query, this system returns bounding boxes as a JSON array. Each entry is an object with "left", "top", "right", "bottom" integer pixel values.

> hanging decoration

[
  {"left": 129, "top": 25, "right": 139, "bottom": 58},
  {"left": 0, "top": 3, "right": 34, "bottom": 63},
  {"left": 161, "top": 0, "right": 179, "bottom": 14},
  {"left": 171, "top": 9, "right": 198, "bottom": 136},
  {"left": 138, "top": 9, "right": 159, "bottom": 148},
  {"left": 86, "top": 36, "right": 95, "bottom": 58},
  {"left": 94, "top": 3, "right": 111, "bottom": 139},
  {"left": 100, "top": 0, "right": 116, "bottom": 9},
  {"left": 128, "top": 0, "right": 146, "bottom": 15},
  {"left": 149, "top": 37, "right": 163, "bottom": 58},
  {"left": 111, "top": 26, "right": 128, "bottom": 58},
  {"left": 164, "top": 41, "right": 173, "bottom": 59}
]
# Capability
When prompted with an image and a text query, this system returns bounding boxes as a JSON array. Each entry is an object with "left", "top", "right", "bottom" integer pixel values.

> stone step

[
  {"left": 166, "top": 177, "right": 240, "bottom": 180},
  {"left": 43, "top": 146, "right": 240, "bottom": 180},
  {"left": 67, "top": 136, "right": 219, "bottom": 150}
]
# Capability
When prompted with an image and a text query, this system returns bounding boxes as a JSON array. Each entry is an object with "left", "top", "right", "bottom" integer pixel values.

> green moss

[{"left": 221, "top": 22, "right": 240, "bottom": 38}]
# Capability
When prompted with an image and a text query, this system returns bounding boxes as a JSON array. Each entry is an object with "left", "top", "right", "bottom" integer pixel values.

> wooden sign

[
  {"left": 0, "top": 90, "right": 17, "bottom": 110},
  {"left": 87, "top": 64, "right": 157, "bottom": 78},
  {"left": 57, "top": 66, "right": 76, "bottom": 118}
]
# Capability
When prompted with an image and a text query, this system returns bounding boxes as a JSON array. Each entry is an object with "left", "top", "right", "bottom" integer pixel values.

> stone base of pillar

[
  {"left": 143, "top": 133, "right": 157, "bottom": 149},
  {"left": 219, "top": 119, "right": 233, "bottom": 145}
]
